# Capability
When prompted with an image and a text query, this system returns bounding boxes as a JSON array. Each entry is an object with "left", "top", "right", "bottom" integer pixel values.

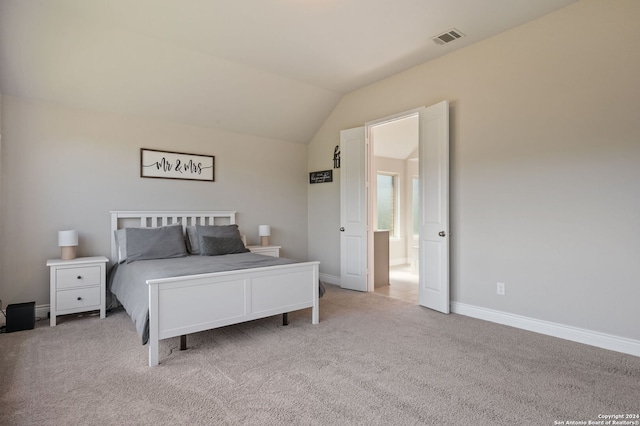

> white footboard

[{"left": 147, "top": 261, "right": 320, "bottom": 366}]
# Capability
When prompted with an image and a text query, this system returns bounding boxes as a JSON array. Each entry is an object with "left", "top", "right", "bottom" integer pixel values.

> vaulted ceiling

[{"left": 0, "top": 0, "right": 576, "bottom": 144}]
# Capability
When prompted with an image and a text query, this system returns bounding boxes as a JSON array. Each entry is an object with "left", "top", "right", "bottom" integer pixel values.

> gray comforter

[{"left": 108, "top": 253, "right": 323, "bottom": 344}]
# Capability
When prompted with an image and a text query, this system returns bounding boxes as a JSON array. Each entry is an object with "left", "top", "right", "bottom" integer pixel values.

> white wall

[
  {"left": 308, "top": 0, "right": 640, "bottom": 341},
  {"left": 0, "top": 96, "right": 309, "bottom": 308},
  {"left": 405, "top": 159, "right": 418, "bottom": 266}
]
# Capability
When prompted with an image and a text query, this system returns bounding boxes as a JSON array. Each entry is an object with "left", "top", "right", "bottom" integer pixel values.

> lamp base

[
  {"left": 260, "top": 236, "right": 270, "bottom": 247},
  {"left": 60, "top": 246, "right": 76, "bottom": 260}
]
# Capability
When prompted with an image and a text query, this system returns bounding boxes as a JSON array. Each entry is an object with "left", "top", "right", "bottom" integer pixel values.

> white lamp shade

[
  {"left": 258, "top": 225, "right": 271, "bottom": 237},
  {"left": 58, "top": 230, "right": 78, "bottom": 247}
]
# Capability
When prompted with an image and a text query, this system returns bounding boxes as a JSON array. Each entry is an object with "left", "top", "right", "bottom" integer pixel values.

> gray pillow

[
  {"left": 201, "top": 236, "right": 249, "bottom": 256},
  {"left": 125, "top": 224, "right": 187, "bottom": 263},
  {"left": 185, "top": 226, "right": 199, "bottom": 254},
  {"left": 114, "top": 229, "right": 127, "bottom": 263},
  {"left": 194, "top": 224, "right": 243, "bottom": 255}
]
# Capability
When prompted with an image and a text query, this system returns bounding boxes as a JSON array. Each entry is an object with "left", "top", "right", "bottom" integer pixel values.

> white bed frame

[{"left": 110, "top": 210, "right": 319, "bottom": 367}]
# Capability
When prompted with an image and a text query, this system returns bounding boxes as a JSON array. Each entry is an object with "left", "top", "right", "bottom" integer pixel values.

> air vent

[{"left": 432, "top": 29, "right": 465, "bottom": 46}]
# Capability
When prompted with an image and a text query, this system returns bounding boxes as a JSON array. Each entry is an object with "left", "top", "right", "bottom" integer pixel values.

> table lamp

[
  {"left": 58, "top": 230, "right": 78, "bottom": 260},
  {"left": 258, "top": 225, "right": 271, "bottom": 247}
]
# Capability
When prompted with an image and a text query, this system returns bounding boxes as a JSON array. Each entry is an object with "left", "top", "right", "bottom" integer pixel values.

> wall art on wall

[
  {"left": 140, "top": 148, "right": 215, "bottom": 182},
  {"left": 309, "top": 170, "right": 333, "bottom": 184}
]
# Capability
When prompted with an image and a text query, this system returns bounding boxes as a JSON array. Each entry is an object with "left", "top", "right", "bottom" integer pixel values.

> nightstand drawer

[
  {"left": 56, "top": 266, "right": 101, "bottom": 289},
  {"left": 56, "top": 287, "right": 101, "bottom": 311}
]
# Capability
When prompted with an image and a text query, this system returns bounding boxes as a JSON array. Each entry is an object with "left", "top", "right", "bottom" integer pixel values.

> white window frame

[
  {"left": 412, "top": 175, "right": 419, "bottom": 238},
  {"left": 376, "top": 171, "right": 400, "bottom": 238}
]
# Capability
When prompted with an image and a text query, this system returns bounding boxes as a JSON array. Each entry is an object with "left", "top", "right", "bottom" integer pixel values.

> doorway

[
  {"left": 369, "top": 114, "right": 420, "bottom": 304},
  {"left": 339, "top": 101, "right": 450, "bottom": 313}
]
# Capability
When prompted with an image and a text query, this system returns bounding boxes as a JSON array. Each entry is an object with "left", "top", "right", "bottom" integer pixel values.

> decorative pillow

[
  {"left": 125, "top": 224, "right": 187, "bottom": 263},
  {"left": 194, "top": 224, "right": 243, "bottom": 255},
  {"left": 200, "top": 236, "right": 249, "bottom": 256},
  {"left": 185, "top": 226, "right": 199, "bottom": 254},
  {"left": 114, "top": 229, "right": 127, "bottom": 263}
]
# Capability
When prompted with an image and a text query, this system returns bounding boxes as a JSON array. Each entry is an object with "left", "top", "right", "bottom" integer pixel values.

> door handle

[
  {"left": 438, "top": 231, "right": 446, "bottom": 237},
  {"left": 340, "top": 227, "right": 345, "bottom": 232}
]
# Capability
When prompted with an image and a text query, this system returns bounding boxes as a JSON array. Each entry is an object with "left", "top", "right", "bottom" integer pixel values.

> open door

[
  {"left": 339, "top": 127, "right": 368, "bottom": 292},
  {"left": 418, "top": 101, "right": 450, "bottom": 313}
]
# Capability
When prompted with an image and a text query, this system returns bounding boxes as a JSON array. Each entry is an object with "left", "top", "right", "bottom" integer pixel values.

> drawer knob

[
  {"left": 77, "top": 297, "right": 82, "bottom": 301},
  {"left": 77, "top": 276, "right": 82, "bottom": 280}
]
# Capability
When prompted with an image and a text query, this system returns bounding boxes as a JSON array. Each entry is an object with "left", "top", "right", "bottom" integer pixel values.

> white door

[
  {"left": 418, "top": 101, "right": 450, "bottom": 313},
  {"left": 340, "top": 127, "right": 368, "bottom": 292}
]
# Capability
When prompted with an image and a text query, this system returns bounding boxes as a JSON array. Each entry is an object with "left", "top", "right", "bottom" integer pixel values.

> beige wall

[
  {"left": 0, "top": 96, "right": 308, "bottom": 309},
  {"left": 308, "top": 0, "right": 640, "bottom": 340}
]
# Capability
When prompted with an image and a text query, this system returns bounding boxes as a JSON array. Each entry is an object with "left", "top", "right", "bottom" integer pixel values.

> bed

[{"left": 108, "top": 210, "right": 320, "bottom": 367}]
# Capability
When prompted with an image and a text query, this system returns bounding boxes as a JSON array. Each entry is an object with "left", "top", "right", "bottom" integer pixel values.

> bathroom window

[{"left": 377, "top": 173, "right": 398, "bottom": 236}]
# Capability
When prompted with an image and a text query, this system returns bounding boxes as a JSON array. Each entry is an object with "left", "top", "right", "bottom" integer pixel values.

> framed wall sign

[
  {"left": 140, "top": 148, "right": 215, "bottom": 182},
  {"left": 309, "top": 170, "right": 333, "bottom": 184}
]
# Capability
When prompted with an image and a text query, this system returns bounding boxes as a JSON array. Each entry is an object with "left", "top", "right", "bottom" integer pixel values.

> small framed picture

[{"left": 309, "top": 170, "right": 333, "bottom": 184}]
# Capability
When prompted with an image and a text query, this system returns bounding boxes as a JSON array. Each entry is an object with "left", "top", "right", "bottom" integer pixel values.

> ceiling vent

[{"left": 432, "top": 29, "right": 465, "bottom": 46}]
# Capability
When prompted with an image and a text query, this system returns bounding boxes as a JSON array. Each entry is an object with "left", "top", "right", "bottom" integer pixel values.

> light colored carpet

[{"left": 1, "top": 284, "right": 639, "bottom": 425}]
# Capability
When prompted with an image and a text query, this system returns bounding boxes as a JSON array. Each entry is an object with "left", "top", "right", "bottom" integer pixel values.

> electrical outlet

[{"left": 497, "top": 282, "right": 505, "bottom": 295}]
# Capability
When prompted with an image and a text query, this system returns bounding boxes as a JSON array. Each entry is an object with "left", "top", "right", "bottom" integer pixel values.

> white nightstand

[
  {"left": 247, "top": 245, "right": 281, "bottom": 257},
  {"left": 47, "top": 256, "right": 109, "bottom": 326}
]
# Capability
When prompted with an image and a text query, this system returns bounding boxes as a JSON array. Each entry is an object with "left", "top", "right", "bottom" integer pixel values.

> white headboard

[{"left": 109, "top": 210, "right": 236, "bottom": 263}]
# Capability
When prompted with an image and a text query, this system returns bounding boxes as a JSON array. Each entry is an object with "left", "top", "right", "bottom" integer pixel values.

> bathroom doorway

[
  {"left": 340, "top": 101, "right": 449, "bottom": 310},
  {"left": 369, "top": 114, "right": 419, "bottom": 304}
]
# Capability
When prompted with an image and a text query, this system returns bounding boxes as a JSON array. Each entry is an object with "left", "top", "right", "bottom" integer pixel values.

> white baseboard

[
  {"left": 319, "top": 273, "right": 340, "bottom": 286},
  {"left": 36, "top": 304, "right": 50, "bottom": 321},
  {"left": 451, "top": 302, "right": 640, "bottom": 358},
  {"left": 23, "top": 297, "right": 640, "bottom": 358}
]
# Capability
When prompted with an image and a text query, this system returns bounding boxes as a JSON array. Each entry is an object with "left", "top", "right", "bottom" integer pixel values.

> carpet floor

[{"left": 1, "top": 284, "right": 639, "bottom": 425}]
